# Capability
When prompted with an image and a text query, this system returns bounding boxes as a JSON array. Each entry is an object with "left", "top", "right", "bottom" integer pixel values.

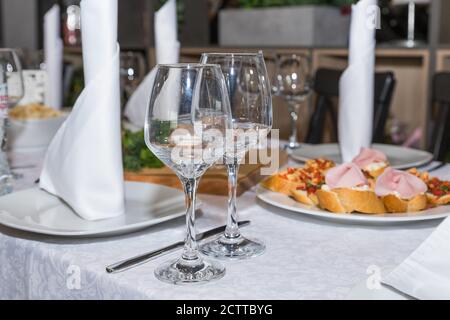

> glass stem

[
  {"left": 0, "top": 117, "right": 7, "bottom": 152},
  {"left": 288, "top": 102, "right": 299, "bottom": 147},
  {"left": 180, "top": 177, "right": 200, "bottom": 262},
  {"left": 225, "top": 162, "right": 241, "bottom": 240}
]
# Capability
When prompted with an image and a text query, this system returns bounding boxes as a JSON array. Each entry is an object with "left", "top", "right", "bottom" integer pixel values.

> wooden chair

[
  {"left": 429, "top": 73, "right": 450, "bottom": 161},
  {"left": 305, "top": 68, "right": 396, "bottom": 144}
]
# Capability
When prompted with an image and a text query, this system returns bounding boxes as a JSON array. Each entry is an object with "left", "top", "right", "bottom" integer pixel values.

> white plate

[
  {"left": 256, "top": 185, "right": 450, "bottom": 224},
  {"left": 290, "top": 143, "right": 433, "bottom": 169},
  {"left": 0, "top": 182, "right": 186, "bottom": 237}
]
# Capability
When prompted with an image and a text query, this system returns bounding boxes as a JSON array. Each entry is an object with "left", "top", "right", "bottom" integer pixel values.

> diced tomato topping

[
  {"left": 432, "top": 189, "right": 444, "bottom": 197},
  {"left": 307, "top": 186, "right": 317, "bottom": 194}
]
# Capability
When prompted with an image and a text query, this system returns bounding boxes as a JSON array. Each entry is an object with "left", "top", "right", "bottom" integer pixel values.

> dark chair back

[
  {"left": 429, "top": 73, "right": 450, "bottom": 161},
  {"left": 305, "top": 69, "right": 340, "bottom": 144},
  {"left": 305, "top": 68, "right": 396, "bottom": 144}
]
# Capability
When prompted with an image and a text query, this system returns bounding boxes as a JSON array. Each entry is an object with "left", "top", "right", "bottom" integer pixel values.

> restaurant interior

[{"left": 2, "top": 0, "right": 449, "bottom": 155}]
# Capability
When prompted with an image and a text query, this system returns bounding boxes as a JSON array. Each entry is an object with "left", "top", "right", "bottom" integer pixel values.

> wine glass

[
  {"left": 260, "top": 52, "right": 279, "bottom": 95},
  {"left": 199, "top": 52, "right": 272, "bottom": 260},
  {"left": 275, "top": 53, "right": 311, "bottom": 149},
  {"left": 0, "top": 49, "right": 24, "bottom": 195},
  {"left": 144, "top": 63, "right": 232, "bottom": 284},
  {"left": 120, "top": 51, "right": 145, "bottom": 106}
]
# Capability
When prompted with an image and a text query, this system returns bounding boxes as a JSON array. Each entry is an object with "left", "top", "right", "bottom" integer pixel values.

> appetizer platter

[
  {"left": 7, "top": 103, "right": 68, "bottom": 151},
  {"left": 9, "top": 103, "right": 63, "bottom": 120},
  {"left": 290, "top": 143, "right": 434, "bottom": 169},
  {"left": 258, "top": 148, "right": 450, "bottom": 224}
]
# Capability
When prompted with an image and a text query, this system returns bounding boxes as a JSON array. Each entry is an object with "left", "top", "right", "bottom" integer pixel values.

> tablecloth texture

[{"left": 1, "top": 150, "right": 449, "bottom": 299}]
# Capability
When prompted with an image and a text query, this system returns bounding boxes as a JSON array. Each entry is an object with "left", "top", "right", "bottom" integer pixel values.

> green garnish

[
  {"left": 151, "top": 120, "right": 173, "bottom": 145},
  {"left": 122, "top": 129, "right": 164, "bottom": 171}
]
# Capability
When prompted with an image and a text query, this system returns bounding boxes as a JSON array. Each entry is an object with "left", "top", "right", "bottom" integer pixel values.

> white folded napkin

[
  {"left": 44, "top": 4, "right": 63, "bottom": 110},
  {"left": 383, "top": 216, "right": 450, "bottom": 300},
  {"left": 39, "top": 0, "right": 125, "bottom": 221},
  {"left": 124, "top": 0, "right": 180, "bottom": 127},
  {"left": 338, "top": 0, "right": 376, "bottom": 162},
  {"left": 379, "top": 169, "right": 450, "bottom": 299},
  {"left": 154, "top": 0, "right": 180, "bottom": 65}
]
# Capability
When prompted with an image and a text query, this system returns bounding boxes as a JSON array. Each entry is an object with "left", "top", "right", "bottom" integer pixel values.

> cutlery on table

[
  {"left": 106, "top": 220, "right": 251, "bottom": 274},
  {"left": 428, "top": 162, "right": 446, "bottom": 172},
  {"left": 11, "top": 165, "right": 37, "bottom": 170},
  {"left": 413, "top": 159, "right": 435, "bottom": 170},
  {"left": 408, "top": 160, "right": 446, "bottom": 173},
  {"left": 10, "top": 165, "right": 38, "bottom": 180}
]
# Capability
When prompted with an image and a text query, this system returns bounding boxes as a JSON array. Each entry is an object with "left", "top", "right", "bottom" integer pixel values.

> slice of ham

[
  {"left": 375, "top": 168, "right": 427, "bottom": 199},
  {"left": 352, "top": 147, "right": 387, "bottom": 169},
  {"left": 325, "top": 163, "right": 368, "bottom": 189}
]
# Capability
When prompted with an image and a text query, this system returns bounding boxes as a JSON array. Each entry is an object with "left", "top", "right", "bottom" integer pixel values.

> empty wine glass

[
  {"left": 144, "top": 63, "right": 232, "bottom": 284},
  {"left": 0, "top": 48, "right": 24, "bottom": 195},
  {"left": 120, "top": 51, "right": 145, "bottom": 106},
  {"left": 260, "top": 53, "right": 279, "bottom": 95},
  {"left": 199, "top": 52, "right": 272, "bottom": 260},
  {"left": 275, "top": 53, "right": 311, "bottom": 149}
]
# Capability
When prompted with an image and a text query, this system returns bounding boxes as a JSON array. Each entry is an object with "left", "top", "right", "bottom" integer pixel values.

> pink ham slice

[
  {"left": 325, "top": 163, "right": 368, "bottom": 189},
  {"left": 375, "top": 167, "right": 427, "bottom": 199},
  {"left": 352, "top": 147, "right": 387, "bottom": 169}
]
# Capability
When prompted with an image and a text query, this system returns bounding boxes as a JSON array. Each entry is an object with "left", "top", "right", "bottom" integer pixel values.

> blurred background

[{"left": 1, "top": 0, "right": 449, "bottom": 159}]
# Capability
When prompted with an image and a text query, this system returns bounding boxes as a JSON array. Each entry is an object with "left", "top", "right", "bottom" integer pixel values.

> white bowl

[{"left": 7, "top": 114, "right": 68, "bottom": 151}]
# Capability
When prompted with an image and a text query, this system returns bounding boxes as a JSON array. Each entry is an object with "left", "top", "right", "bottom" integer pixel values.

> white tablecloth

[{"left": 1, "top": 150, "right": 449, "bottom": 299}]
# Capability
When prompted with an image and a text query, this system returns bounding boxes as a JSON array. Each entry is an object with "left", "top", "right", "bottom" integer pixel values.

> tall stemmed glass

[
  {"left": 0, "top": 49, "right": 24, "bottom": 195},
  {"left": 144, "top": 64, "right": 232, "bottom": 284},
  {"left": 275, "top": 53, "right": 311, "bottom": 150},
  {"left": 200, "top": 52, "right": 272, "bottom": 259},
  {"left": 119, "top": 51, "right": 145, "bottom": 106}
]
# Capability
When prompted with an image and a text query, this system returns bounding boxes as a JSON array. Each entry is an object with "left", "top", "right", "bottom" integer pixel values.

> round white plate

[
  {"left": 290, "top": 143, "right": 433, "bottom": 169},
  {"left": 0, "top": 182, "right": 186, "bottom": 237},
  {"left": 256, "top": 185, "right": 450, "bottom": 224}
]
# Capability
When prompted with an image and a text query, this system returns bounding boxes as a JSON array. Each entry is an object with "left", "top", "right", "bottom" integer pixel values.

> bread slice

[
  {"left": 407, "top": 170, "right": 449, "bottom": 206},
  {"left": 261, "top": 174, "right": 300, "bottom": 196},
  {"left": 365, "top": 165, "right": 387, "bottom": 179},
  {"left": 290, "top": 189, "right": 319, "bottom": 206},
  {"left": 316, "top": 188, "right": 386, "bottom": 214},
  {"left": 382, "top": 194, "right": 427, "bottom": 213},
  {"left": 316, "top": 189, "right": 348, "bottom": 213},
  {"left": 426, "top": 193, "right": 450, "bottom": 206}
]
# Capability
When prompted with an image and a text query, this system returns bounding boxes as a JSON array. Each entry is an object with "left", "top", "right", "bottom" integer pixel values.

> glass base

[
  {"left": 0, "top": 151, "right": 13, "bottom": 196},
  {"left": 285, "top": 141, "right": 301, "bottom": 150},
  {"left": 200, "top": 235, "right": 265, "bottom": 260},
  {"left": 154, "top": 256, "right": 225, "bottom": 285}
]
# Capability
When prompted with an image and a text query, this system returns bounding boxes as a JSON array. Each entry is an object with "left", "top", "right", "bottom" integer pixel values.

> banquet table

[{"left": 1, "top": 149, "right": 449, "bottom": 300}]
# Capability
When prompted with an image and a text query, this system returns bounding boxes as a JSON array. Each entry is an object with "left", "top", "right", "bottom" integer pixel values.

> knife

[
  {"left": 106, "top": 220, "right": 250, "bottom": 274},
  {"left": 428, "top": 162, "right": 445, "bottom": 172}
]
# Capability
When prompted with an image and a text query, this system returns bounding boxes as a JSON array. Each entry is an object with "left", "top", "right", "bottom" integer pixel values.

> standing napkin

[
  {"left": 123, "top": 0, "right": 180, "bottom": 127},
  {"left": 338, "top": 0, "right": 377, "bottom": 162},
  {"left": 44, "top": 4, "right": 63, "bottom": 110},
  {"left": 40, "top": 0, "right": 125, "bottom": 221}
]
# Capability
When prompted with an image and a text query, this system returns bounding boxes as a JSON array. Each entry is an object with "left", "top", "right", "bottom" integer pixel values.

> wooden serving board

[{"left": 125, "top": 149, "right": 288, "bottom": 196}]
